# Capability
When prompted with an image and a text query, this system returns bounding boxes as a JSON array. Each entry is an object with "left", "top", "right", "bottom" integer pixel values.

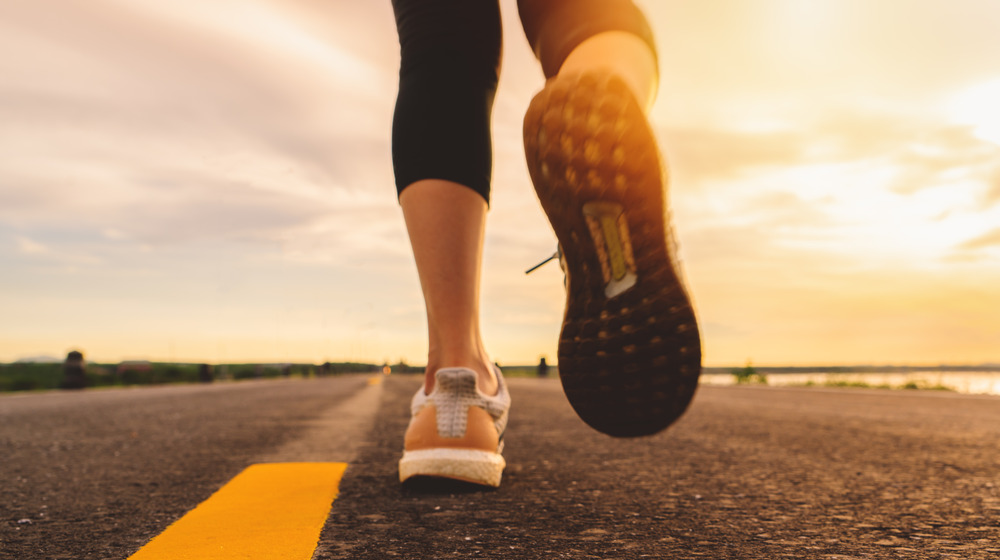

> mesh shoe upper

[{"left": 408, "top": 366, "right": 510, "bottom": 447}]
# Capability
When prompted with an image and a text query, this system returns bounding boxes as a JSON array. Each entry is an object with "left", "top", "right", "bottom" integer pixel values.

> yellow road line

[
  {"left": 129, "top": 462, "right": 347, "bottom": 560},
  {"left": 368, "top": 375, "right": 383, "bottom": 386}
]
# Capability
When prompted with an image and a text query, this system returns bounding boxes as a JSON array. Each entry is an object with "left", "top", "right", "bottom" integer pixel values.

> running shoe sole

[
  {"left": 523, "top": 72, "right": 702, "bottom": 437},
  {"left": 399, "top": 448, "right": 505, "bottom": 488}
]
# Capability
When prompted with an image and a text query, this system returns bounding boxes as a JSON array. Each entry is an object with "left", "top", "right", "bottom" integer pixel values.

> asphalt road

[{"left": 2, "top": 375, "right": 999, "bottom": 559}]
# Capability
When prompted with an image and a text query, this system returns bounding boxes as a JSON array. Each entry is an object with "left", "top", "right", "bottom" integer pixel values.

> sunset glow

[
  {"left": 949, "top": 80, "right": 1000, "bottom": 146},
  {"left": 1, "top": 0, "right": 998, "bottom": 367}
]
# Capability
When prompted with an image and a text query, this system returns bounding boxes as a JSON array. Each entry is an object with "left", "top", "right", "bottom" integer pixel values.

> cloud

[
  {"left": 13, "top": 235, "right": 102, "bottom": 265},
  {"left": 275, "top": 196, "right": 410, "bottom": 266},
  {"left": 648, "top": 0, "right": 1000, "bottom": 130},
  {"left": 15, "top": 236, "right": 50, "bottom": 256},
  {"left": 3, "top": 0, "right": 1000, "bottom": 365},
  {"left": 659, "top": 107, "right": 1000, "bottom": 280},
  {"left": 121, "top": 178, "right": 334, "bottom": 245},
  {"left": 959, "top": 228, "right": 1000, "bottom": 251},
  {"left": 664, "top": 110, "right": 1000, "bottom": 184},
  {"left": 0, "top": 0, "right": 402, "bottom": 254}
]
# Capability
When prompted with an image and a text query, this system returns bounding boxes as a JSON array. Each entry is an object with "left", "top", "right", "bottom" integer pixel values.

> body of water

[{"left": 701, "top": 371, "right": 1000, "bottom": 396}]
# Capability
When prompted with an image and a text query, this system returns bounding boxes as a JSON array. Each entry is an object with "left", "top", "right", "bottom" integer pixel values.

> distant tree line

[
  {"left": 705, "top": 364, "right": 1000, "bottom": 375},
  {"left": 0, "top": 356, "right": 391, "bottom": 393}
]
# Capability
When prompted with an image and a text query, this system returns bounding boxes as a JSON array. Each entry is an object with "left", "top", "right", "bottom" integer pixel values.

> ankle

[{"left": 424, "top": 353, "right": 497, "bottom": 396}]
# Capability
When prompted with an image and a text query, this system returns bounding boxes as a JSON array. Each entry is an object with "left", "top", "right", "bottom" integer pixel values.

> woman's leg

[
  {"left": 517, "top": 0, "right": 659, "bottom": 84},
  {"left": 518, "top": 0, "right": 703, "bottom": 437},
  {"left": 391, "top": 0, "right": 501, "bottom": 202},
  {"left": 390, "top": 0, "right": 502, "bottom": 395},
  {"left": 399, "top": 180, "right": 496, "bottom": 396}
]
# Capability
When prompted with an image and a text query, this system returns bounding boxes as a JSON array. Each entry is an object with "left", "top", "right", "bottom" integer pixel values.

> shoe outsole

[
  {"left": 523, "top": 72, "right": 702, "bottom": 438},
  {"left": 399, "top": 448, "right": 505, "bottom": 488}
]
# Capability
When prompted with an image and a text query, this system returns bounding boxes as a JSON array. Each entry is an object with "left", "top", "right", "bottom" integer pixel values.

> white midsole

[{"left": 399, "top": 448, "right": 506, "bottom": 487}]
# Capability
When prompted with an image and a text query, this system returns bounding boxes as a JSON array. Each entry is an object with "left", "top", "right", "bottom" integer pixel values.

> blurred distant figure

[
  {"left": 61, "top": 350, "right": 87, "bottom": 390},
  {"left": 537, "top": 357, "right": 550, "bottom": 378},
  {"left": 198, "top": 363, "right": 214, "bottom": 383}
]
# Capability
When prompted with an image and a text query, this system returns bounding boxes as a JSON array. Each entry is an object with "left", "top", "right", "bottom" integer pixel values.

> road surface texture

[{"left": 2, "top": 374, "right": 999, "bottom": 559}]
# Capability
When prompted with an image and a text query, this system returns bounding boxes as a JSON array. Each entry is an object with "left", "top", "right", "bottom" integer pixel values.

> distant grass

[
  {"left": 6, "top": 361, "right": 964, "bottom": 394},
  {"left": 500, "top": 365, "right": 557, "bottom": 379},
  {"left": 0, "top": 363, "right": 65, "bottom": 392},
  {"left": 732, "top": 363, "right": 768, "bottom": 385},
  {"left": 797, "top": 379, "right": 954, "bottom": 392},
  {"left": 821, "top": 380, "right": 893, "bottom": 390},
  {"left": 900, "top": 380, "right": 953, "bottom": 391},
  {"left": 0, "top": 361, "right": 376, "bottom": 393}
]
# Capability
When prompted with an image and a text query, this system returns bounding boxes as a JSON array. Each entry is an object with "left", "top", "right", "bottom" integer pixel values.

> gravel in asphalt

[
  {"left": 321, "top": 377, "right": 1000, "bottom": 559},
  {"left": 0, "top": 376, "right": 370, "bottom": 559},
  {"left": 2, "top": 375, "right": 999, "bottom": 559}
]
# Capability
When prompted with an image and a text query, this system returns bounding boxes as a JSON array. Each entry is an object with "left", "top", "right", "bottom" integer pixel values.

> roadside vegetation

[
  {"left": 0, "top": 358, "right": 556, "bottom": 393},
  {"left": 732, "top": 362, "right": 768, "bottom": 385},
  {"left": 716, "top": 363, "right": 966, "bottom": 392},
  {"left": 0, "top": 361, "right": 381, "bottom": 393},
  {"left": 800, "top": 379, "right": 953, "bottom": 391},
  {"left": 4, "top": 357, "right": 966, "bottom": 394},
  {"left": 500, "top": 364, "right": 557, "bottom": 378}
]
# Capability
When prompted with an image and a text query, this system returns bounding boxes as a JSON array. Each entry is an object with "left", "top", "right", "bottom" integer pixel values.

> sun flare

[{"left": 948, "top": 79, "right": 1000, "bottom": 146}]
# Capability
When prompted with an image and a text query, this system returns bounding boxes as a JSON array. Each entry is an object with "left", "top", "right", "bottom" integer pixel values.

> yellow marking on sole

[
  {"left": 583, "top": 201, "right": 638, "bottom": 298},
  {"left": 598, "top": 214, "right": 627, "bottom": 281},
  {"left": 129, "top": 462, "right": 347, "bottom": 560}
]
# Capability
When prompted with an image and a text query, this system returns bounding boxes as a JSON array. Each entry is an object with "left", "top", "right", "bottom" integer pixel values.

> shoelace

[
  {"left": 524, "top": 248, "right": 560, "bottom": 274},
  {"left": 525, "top": 246, "right": 568, "bottom": 289}
]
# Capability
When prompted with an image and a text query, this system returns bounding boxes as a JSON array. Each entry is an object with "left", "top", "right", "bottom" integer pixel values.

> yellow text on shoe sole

[{"left": 128, "top": 462, "right": 347, "bottom": 560}]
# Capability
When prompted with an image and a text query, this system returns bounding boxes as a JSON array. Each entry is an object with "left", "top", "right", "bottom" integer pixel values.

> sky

[{"left": 1, "top": 0, "right": 999, "bottom": 367}]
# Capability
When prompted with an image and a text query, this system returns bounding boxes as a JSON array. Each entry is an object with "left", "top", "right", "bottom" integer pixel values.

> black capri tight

[{"left": 390, "top": 0, "right": 657, "bottom": 203}]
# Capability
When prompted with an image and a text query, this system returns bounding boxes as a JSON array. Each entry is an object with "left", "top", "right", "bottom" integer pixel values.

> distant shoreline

[
  {"left": 7, "top": 360, "right": 1000, "bottom": 373},
  {"left": 703, "top": 365, "right": 1000, "bottom": 374}
]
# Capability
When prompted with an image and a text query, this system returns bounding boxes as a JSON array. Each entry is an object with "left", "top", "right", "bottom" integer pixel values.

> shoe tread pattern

[{"left": 523, "top": 73, "right": 702, "bottom": 437}]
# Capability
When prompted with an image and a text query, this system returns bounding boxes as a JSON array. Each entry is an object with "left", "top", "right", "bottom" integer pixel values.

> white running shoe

[{"left": 398, "top": 366, "right": 510, "bottom": 487}]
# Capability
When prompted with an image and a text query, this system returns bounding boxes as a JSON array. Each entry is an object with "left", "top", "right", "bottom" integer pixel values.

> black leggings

[{"left": 390, "top": 0, "right": 657, "bottom": 203}]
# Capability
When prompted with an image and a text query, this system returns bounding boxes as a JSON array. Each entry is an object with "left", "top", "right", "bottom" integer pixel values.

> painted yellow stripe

[
  {"left": 129, "top": 462, "right": 347, "bottom": 560},
  {"left": 367, "top": 375, "right": 383, "bottom": 386}
]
